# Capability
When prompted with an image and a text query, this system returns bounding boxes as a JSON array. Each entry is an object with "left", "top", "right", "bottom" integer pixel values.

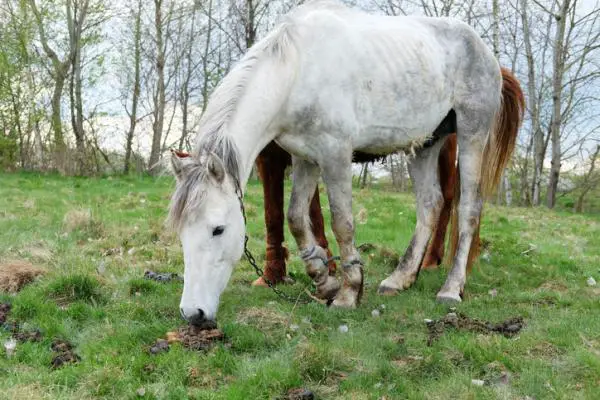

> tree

[
  {"left": 123, "top": 0, "right": 143, "bottom": 173},
  {"left": 29, "top": 0, "right": 73, "bottom": 170},
  {"left": 574, "top": 144, "right": 600, "bottom": 212}
]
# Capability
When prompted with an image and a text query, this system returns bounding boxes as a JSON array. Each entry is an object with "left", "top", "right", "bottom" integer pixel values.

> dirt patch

[
  {"left": 283, "top": 388, "right": 315, "bottom": 400},
  {"left": 0, "top": 261, "right": 46, "bottom": 293},
  {"left": 144, "top": 270, "right": 182, "bottom": 282},
  {"left": 152, "top": 325, "right": 226, "bottom": 353},
  {"left": 171, "top": 325, "right": 225, "bottom": 351},
  {"left": 50, "top": 339, "right": 80, "bottom": 369},
  {"left": 1, "top": 303, "right": 78, "bottom": 368},
  {"left": 148, "top": 338, "right": 170, "bottom": 354},
  {"left": 13, "top": 329, "right": 43, "bottom": 343},
  {"left": 0, "top": 302, "right": 11, "bottom": 324},
  {"left": 426, "top": 311, "right": 524, "bottom": 346}
]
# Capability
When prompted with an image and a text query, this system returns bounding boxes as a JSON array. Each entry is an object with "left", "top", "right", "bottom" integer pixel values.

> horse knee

[
  {"left": 332, "top": 216, "right": 354, "bottom": 242},
  {"left": 287, "top": 202, "right": 306, "bottom": 238}
]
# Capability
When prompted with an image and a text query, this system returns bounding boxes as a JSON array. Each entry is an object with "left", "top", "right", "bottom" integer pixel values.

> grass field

[{"left": 1, "top": 172, "right": 599, "bottom": 399}]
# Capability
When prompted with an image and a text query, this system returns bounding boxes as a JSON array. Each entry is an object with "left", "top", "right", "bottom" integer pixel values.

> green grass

[{"left": 0, "top": 171, "right": 599, "bottom": 399}]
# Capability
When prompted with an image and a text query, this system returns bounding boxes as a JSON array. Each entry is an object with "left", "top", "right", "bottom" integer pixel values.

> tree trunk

[
  {"left": 360, "top": 163, "right": 369, "bottom": 189},
  {"left": 575, "top": 145, "right": 599, "bottom": 213},
  {"left": 51, "top": 73, "right": 67, "bottom": 154},
  {"left": 245, "top": 0, "right": 256, "bottom": 49},
  {"left": 67, "top": 0, "right": 88, "bottom": 175},
  {"left": 547, "top": 0, "right": 570, "bottom": 208},
  {"left": 521, "top": 0, "right": 544, "bottom": 206},
  {"left": 29, "top": 0, "right": 79, "bottom": 173},
  {"left": 520, "top": 133, "right": 534, "bottom": 205},
  {"left": 124, "top": 0, "right": 143, "bottom": 173},
  {"left": 149, "top": 0, "right": 166, "bottom": 174},
  {"left": 492, "top": 0, "right": 500, "bottom": 59},
  {"left": 503, "top": 173, "right": 513, "bottom": 206}
]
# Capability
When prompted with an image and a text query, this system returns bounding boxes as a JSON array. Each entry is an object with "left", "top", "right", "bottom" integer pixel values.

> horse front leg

[
  {"left": 253, "top": 145, "right": 290, "bottom": 286},
  {"left": 320, "top": 154, "right": 364, "bottom": 308},
  {"left": 379, "top": 141, "right": 445, "bottom": 295},
  {"left": 288, "top": 158, "right": 340, "bottom": 300},
  {"left": 308, "top": 187, "right": 337, "bottom": 275}
]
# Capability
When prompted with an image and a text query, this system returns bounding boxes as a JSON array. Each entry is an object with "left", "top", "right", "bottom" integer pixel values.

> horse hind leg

[
  {"left": 436, "top": 109, "right": 492, "bottom": 303},
  {"left": 422, "top": 134, "right": 457, "bottom": 269},
  {"left": 378, "top": 140, "right": 446, "bottom": 295},
  {"left": 287, "top": 158, "right": 340, "bottom": 300}
]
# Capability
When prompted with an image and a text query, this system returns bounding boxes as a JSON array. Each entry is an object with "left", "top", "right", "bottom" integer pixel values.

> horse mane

[{"left": 168, "top": 20, "right": 298, "bottom": 230}]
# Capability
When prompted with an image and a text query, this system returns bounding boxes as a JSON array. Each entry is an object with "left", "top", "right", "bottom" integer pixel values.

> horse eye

[{"left": 212, "top": 226, "right": 225, "bottom": 236}]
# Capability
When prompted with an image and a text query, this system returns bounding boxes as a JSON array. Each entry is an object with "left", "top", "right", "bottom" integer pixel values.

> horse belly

[{"left": 353, "top": 93, "right": 452, "bottom": 154}]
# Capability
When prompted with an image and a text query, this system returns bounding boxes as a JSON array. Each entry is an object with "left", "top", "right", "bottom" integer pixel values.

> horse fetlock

[
  {"left": 330, "top": 262, "right": 363, "bottom": 307},
  {"left": 315, "top": 276, "right": 340, "bottom": 300},
  {"left": 301, "top": 246, "right": 339, "bottom": 299}
]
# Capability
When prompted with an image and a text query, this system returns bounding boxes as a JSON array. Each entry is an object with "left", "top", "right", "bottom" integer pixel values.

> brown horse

[{"left": 252, "top": 134, "right": 458, "bottom": 286}]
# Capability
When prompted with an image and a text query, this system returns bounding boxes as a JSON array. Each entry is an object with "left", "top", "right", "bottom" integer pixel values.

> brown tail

[{"left": 447, "top": 67, "right": 525, "bottom": 270}]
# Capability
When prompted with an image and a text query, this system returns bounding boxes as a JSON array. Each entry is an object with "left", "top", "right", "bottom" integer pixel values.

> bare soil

[
  {"left": 426, "top": 311, "right": 524, "bottom": 346},
  {"left": 50, "top": 339, "right": 80, "bottom": 369}
]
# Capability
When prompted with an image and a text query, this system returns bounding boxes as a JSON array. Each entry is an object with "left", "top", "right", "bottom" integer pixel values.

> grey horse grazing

[{"left": 168, "top": 0, "right": 523, "bottom": 326}]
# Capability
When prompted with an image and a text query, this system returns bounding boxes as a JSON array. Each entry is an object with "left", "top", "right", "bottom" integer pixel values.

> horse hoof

[
  {"left": 315, "top": 277, "right": 341, "bottom": 300},
  {"left": 330, "top": 297, "right": 357, "bottom": 309},
  {"left": 252, "top": 276, "right": 294, "bottom": 287},
  {"left": 377, "top": 285, "right": 399, "bottom": 296},
  {"left": 420, "top": 255, "right": 441, "bottom": 270},
  {"left": 436, "top": 291, "right": 462, "bottom": 303},
  {"left": 329, "top": 285, "right": 359, "bottom": 309},
  {"left": 251, "top": 277, "right": 269, "bottom": 287}
]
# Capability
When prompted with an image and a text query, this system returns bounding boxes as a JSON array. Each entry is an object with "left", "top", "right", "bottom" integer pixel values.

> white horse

[{"left": 168, "top": 0, "right": 523, "bottom": 326}]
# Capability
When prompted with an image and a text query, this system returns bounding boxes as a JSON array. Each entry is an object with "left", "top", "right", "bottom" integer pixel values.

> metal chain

[{"left": 234, "top": 181, "right": 314, "bottom": 305}]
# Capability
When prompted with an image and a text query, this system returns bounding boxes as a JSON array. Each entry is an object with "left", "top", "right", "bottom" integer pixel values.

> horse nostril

[{"left": 180, "top": 307, "right": 213, "bottom": 327}]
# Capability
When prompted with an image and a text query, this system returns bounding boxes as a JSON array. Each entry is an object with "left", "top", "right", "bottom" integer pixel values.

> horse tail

[{"left": 447, "top": 67, "right": 525, "bottom": 270}]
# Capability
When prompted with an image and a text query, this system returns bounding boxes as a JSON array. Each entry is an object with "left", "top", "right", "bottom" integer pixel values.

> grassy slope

[{"left": 0, "top": 172, "right": 599, "bottom": 400}]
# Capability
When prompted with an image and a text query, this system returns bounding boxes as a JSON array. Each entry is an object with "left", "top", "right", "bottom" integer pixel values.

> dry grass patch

[
  {"left": 20, "top": 242, "right": 53, "bottom": 262},
  {"left": 535, "top": 281, "right": 569, "bottom": 293},
  {"left": 63, "top": 208, "right": 104, "bottom": 237},
  {"left": 527, "top": 341, "right": 563, "bottom": 359},
  {"left": 0, "top": 260, "right": 46, "bottom": 293},
  {"left": 63, "top": 208, "right": 92, "bottom": 231},
  {"left": 236, "top": 306, "right": 288, "bottom": 330},
  {"left": 23, "top": 199, "right": 36, "bottom": 209},
  {"left": 3, "top": 383, "right": 45, "bottom": 400}
]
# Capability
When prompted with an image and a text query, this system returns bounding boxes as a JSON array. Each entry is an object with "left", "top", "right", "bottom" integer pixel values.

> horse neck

[{"left": 224, "top": 58, "right": 295, "bottom": 189}]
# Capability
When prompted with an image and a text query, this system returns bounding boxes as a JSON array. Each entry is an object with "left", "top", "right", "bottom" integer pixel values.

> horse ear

[
  {"left": 207, "top": 153, "right": 226, "bottom": 184},
  {"left": 170, "top": 149, "right": 193, "bottom": 180}
]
